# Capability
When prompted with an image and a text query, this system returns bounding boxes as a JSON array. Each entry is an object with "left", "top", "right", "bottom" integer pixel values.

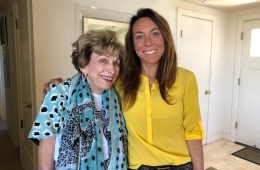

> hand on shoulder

[{"left": 43, "top": 78, "right": 63, "bottom": 95}]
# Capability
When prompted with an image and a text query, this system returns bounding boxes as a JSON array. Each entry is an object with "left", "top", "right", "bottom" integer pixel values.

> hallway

[{"left": 0, "top": 120, "right": 23, "bottom": 170}]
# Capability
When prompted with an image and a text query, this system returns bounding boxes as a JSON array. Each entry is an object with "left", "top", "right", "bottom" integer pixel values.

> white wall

[{"left": 32, "top": 0, "right": 76, "bottom": 110}]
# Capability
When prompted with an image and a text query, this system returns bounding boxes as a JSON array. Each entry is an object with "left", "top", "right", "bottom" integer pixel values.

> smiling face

[
  {"left": 132, "top": 17, "right": 165, "bottom": 67},
  {"left": 80, "top": 52, "right": 120, "bottom": 94}
]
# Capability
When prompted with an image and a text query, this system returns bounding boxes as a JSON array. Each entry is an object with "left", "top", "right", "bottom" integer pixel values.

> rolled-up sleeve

[{"left": 182, "top": 73, "right": 205, "bottom": 140}]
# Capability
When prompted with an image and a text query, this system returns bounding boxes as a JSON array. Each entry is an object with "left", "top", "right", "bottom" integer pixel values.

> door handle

[
  {"left": 205, "top": 90, "right": 211, "bottom": 95},
  {"left": 24, "top": 102, "right": 32, "bottom": 109}
]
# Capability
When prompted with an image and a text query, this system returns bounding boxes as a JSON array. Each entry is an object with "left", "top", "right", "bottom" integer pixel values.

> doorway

[
  {"left": 0, "top": 3, "right": 35, "bottom": 170},
  {"left": 0, "top": 4, "right": 24, "bottom": 170},
  {"left": 4, "top": 4, "right": 20, "bottom": 147}
]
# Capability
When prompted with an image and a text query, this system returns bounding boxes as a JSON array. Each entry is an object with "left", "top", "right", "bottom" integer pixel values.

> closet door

[{"left": 177, "top": 9, "right": 214, "bottom": 144}]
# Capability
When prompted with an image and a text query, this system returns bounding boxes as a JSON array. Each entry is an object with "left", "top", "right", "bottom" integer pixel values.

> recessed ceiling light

[{"left": 198, "top": 0, "right": 206, "bottom": 3}]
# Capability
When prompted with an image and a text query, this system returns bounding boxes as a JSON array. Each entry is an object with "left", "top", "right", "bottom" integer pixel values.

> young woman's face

[
  {"left": 80, "top": 52, "right": 120, "bottom": 94},
  {"left": 132, "top": 17, "right": 165, "bottom": 66}
]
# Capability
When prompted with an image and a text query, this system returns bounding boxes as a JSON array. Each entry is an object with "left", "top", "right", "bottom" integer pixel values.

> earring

[{"left": 84, "top": 73, "right": 88, "bottom": 78}]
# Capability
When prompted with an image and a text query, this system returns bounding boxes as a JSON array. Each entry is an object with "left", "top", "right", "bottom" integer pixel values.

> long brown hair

[{"left": 120, "top": 8, "right": 177, "bottom": 109}]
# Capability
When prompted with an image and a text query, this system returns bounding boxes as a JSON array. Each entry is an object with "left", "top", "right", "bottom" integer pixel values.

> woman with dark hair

[
  {"left": 29, "top": 29, "right": 128, "bottom": 170},
  {"left": 118, "top": 8, "right": 204, "bottom": 170}
]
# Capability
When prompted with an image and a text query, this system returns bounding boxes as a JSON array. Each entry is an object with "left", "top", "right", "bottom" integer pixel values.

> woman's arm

[
  {"left": 186, "top": 139, "right": 204, "bottom": 170},
  {"left": 38, "top": 136, "right": 56, "bottom": 170}
]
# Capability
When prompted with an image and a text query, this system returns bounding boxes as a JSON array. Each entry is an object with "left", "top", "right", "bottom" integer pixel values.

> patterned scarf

[
  {"left": 50, "top": 74, "right": 127, "bottom": 170},
  {"left": 29, "top": 74, "right": 127, "bottom": 170}
]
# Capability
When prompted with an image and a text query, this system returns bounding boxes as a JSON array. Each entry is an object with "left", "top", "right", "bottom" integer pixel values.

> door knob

[
  {"left": 24, "top": 102, "right": 32, "bottom": 109},
  {"left": 205, "top": 90, "right": 211, "bottom": 95}
]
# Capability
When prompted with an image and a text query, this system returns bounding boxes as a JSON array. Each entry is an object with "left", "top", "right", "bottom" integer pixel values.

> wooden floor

[{"left": 0, "top": 121, "right": 24, "bottom": 170}]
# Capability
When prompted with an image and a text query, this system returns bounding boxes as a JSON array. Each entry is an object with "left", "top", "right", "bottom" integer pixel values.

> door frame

[
  {"left": 0, "top": 46, "right": 6, "bottom": 121},
  {"left": 21, "top": 0, "right": 36, "bottom": 169},
  {"left": 231, "top": 12, "right": 260, "bottom": 142}
]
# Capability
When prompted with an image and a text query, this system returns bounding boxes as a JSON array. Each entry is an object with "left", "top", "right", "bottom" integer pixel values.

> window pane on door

[{"left": 250, "top": 28, "right": 260, "bottom": 57}]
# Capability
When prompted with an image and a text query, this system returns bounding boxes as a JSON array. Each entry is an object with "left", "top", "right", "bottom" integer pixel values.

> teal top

[{"left": 28, "top": 74, "right": 128, "bottom": 170}]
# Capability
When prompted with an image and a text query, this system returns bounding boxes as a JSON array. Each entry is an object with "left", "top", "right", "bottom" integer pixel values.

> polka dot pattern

[{"left": 28, "top": 74, "right": 127, "bottom": 170}]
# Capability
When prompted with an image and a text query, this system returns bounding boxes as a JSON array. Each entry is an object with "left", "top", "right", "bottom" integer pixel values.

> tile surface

[{"left": 204, "top": 139, "right": 260, "bottom": 170}]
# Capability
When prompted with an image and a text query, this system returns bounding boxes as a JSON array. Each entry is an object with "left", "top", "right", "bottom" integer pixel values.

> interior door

[
  {"left": 11, "top": 3, "right": 34, "bottom": 170},
  {"left": 177, "top": 9, "right": 213, "bottom": 144},
  {"left": 236, "top": 19, "right": 260, "bottom": 149}
]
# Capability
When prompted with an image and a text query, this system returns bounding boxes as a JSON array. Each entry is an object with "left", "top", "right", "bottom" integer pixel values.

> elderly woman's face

[{"left": 80, "top": 52, "right": 120, "bottom": 94}]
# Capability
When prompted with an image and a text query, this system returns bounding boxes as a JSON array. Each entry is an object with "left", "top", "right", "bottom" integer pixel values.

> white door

[
  {"left": 177, "top": 9, "right": 213, "bottom": 144},
  {"left": 11, "top": 3, "right": 34, "bottom": 170},
  {"left": 236, "top": 19, "right": 260, "bottom": 149}
]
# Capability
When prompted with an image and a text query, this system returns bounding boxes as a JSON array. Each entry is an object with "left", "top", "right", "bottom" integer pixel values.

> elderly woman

[{"left": 28, "top": 30, "right": 127, "bottom": 170}]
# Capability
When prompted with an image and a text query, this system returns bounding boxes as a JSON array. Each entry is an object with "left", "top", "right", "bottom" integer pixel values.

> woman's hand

[{"left": 43, "top": 78, "right": 63, "bottom": 94}]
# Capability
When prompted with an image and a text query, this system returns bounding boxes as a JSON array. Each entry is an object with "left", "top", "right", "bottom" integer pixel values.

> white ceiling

[
  {"left": 1, "top": 0, "right": 260, "bottom": 15},
  {"left": 180, "top": 0, "right": 260, "bottom": 11}
]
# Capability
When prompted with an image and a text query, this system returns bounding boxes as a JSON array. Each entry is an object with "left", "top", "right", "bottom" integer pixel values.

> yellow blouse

[{"left": 118, "top": 67, "right": 204, "bottom": 169}]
